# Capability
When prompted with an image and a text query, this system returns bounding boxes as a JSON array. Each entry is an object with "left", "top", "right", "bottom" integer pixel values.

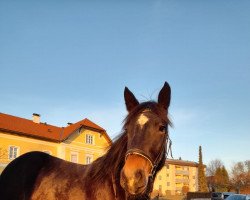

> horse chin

[
  {"left": 126, "top": 190, "right": 148, "bottom": 200},
  {"left": 123, "top": 184, "right": 147, "bottom": 197}
]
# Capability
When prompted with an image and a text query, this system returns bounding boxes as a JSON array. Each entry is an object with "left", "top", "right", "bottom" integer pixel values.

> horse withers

[{"left": 0, "top": 82, "right": 172, "bottom": 200}]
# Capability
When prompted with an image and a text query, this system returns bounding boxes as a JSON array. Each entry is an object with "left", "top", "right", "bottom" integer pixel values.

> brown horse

[{"left": 0, "top": 82, "right": 172, "bottom": 200}]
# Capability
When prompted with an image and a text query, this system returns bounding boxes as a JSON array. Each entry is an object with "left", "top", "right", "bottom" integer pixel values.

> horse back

[{"left": 0, "top": 151, "right": 51, "bottom": 200}]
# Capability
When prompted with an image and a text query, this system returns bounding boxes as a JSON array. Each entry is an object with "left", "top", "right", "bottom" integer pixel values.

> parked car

[
  {"left": 223, "top": 192, "right": 235, "bottom": 199},
  {"left": 212, "top": 192, "right": 223, "bottom": 200},
  {"left": 212, "top": 192, "right": 235, "bottom": 200},
  {"left": 226, "top": 194, "right": 250, "bottom": 200}
]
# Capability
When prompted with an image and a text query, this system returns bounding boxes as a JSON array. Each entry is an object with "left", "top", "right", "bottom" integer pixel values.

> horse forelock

[{"left": 123, "top": 101, "right": 171, "bottom": 129}]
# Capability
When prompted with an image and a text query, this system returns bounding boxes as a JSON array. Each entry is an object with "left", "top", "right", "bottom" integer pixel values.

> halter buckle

[{"left": 149, "top": 165, "right": 157, "bottom": 178}]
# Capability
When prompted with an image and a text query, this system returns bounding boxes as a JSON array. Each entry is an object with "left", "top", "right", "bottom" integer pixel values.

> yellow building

[
  {"left": 153, "top": 159, "right": 200, "bottom": 196},
  {"left": 0, "top": 112, "right": 111, "bottom": 173}
]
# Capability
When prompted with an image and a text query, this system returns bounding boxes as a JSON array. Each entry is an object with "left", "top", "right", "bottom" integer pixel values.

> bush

[{"left": 186, "top": 192, "right": 211, "bottom": 200}]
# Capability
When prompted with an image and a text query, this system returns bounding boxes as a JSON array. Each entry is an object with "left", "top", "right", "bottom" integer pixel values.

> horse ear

[
  {"left": 158, "top": 82, "right": 171, "bottom": 110},
  {"left": 124, "top": 87, "right": 139, "bottom": 112}
]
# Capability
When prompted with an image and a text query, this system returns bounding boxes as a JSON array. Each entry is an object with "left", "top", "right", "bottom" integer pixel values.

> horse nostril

[{"left": 135, "top": 170, "right": 143, "bottom": 180}]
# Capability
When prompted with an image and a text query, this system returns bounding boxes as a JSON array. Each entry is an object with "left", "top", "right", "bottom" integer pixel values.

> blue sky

[{"left": 0, "top": 0, "right": 249, "bottom": 170}]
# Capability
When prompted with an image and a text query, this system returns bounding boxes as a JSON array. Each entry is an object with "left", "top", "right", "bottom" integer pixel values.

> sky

[{"left": 0, "top": 0, "right": 250, "bottom": 171}]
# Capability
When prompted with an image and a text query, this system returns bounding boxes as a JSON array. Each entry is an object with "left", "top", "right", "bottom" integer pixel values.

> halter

[
  {"left": 111, "top": 132, "right": 172, "bottom": 200},
  {"left": 124, "top": 125, "right": 171, "bottom": 197}
]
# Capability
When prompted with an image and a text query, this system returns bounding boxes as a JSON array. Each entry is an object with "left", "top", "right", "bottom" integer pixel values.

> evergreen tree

[
  {"left": 214, "top": 165, "right": 229, "bottom": 191},
  {"left": 221, "top": 166, "right": 229, "bottom": 185},
  {"left": 198, "top": 146, "right": 208, "bottom": 192},
  {"left": 215, "top": 167, "right": 223, "bottom": 191}
]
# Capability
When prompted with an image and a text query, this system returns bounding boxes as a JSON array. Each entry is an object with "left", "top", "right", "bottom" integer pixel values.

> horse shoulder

[{"left": 31, "top": 158, "right": 87, "bottom": 200}]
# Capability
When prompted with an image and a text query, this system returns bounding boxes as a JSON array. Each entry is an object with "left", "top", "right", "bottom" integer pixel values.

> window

[
  {"left": 167, "top": 173, "right": 169, "bottom": 177},
  {"left": 86, "top": 134, "right": 93, "bottom": 144},
  {"left": 86, "top": 155, "right": 93, "bottom": 164},
  {"left": 70, "top": 153, "right": 78, "bottom": 163},
  {"left": 159, "top": 185, "right": 162, "bottom": 192},
  {"left": 175, "top": 166, "right": 181, "bottom": 170},
  {"left": 167, "top": 182, "right": 170, "bottom": 186},
  {"left": 175, "top": 175, "right": 181, "bottom": 179},
  {"left": 159, "top": 175, "right": 162, "bottom": 180},
  {"left": 9, "top": 146, "right": 19, "bottom": 160}
]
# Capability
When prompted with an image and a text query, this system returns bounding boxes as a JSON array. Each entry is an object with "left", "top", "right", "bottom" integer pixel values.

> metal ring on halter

[{"left": 148, "top": 165, "right": 157, "bottom": 178}]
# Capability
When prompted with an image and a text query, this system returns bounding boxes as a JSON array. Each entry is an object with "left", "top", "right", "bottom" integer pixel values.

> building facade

[
  {"left": 153, "top": 159, "right": 199, "bottom": 196},
  {"left": 0, "top": 112, "right": 111, "bottom": 173}
]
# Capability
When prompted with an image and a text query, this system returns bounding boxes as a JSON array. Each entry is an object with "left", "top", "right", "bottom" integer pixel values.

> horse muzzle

[
  {"left": 120, "top": 169, "right": 148, "bottom": 195},
  {"left": 120, "top": 154, "right": 151, "bottom": 195}
]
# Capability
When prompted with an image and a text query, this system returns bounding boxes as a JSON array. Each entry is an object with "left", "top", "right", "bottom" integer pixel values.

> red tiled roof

[
  {"left": 0, "top": 112, "right": 111, "bottom": 143},
  {"left": 62, "top": 118, "right": 107, "bottom": 140}
]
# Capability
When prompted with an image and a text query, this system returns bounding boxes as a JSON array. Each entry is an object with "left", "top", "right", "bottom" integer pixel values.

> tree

[
  {"left": 207, "top": 159, "right": 224, "bottom": 176},
  {"left": 214, "top": 166, "right": 230, "bottom": 192},
  {"left": 198, "top": 146, "right": 208, "bottom": 192},
  {"left": 245, "top": 160, "right": 250, "bottom": 171},
  {"left": 0, "top": 147, "right": 7, "bottom": 160},
  {"left": 182, "top": 185, "right": 189, "bottom": 195},
  {"left": 221, "top": 166, "right": 230, "bottom": 187},
  {"left": 0, "top": 147, "right": 8, "bottom": 174},
  {"left": 207, "top": 159, "right": 224, "bottom": 191},
  {"left": 230, "top": 161, "right": 250, "bottom": 193}
]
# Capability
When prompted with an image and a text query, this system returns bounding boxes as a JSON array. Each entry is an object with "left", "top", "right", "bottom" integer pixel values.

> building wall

[
  {"left": 153, "top": 162, "right": 199, "bottom": 196},
  {"left": 0, "top": 128, "right": 110, "bottom": 172},
  {"left": 0, "top": 131, "right": 57, "bottom": 168}
]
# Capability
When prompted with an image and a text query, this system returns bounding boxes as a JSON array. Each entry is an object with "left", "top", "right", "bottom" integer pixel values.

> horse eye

[{"left": 159, "top": 125, "right": 166, "bottom": 132}]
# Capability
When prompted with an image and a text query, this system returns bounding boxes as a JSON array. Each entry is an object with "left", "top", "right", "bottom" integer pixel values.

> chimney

[
  {"left": 67, "top": 122, "right": 73, "bottom": 126},
  {"left": 32, "top": 113, "right": 40, "bottom": 123}
]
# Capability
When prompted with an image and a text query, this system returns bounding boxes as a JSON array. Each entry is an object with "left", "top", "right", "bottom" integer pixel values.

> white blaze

[{"left": 137, "top": 114, "right": 149, "bottom": 128}]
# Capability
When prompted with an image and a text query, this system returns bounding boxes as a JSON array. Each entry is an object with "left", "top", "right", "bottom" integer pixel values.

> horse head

[{"left": 120, "top": 82, "right": 171, "bottom": 197}]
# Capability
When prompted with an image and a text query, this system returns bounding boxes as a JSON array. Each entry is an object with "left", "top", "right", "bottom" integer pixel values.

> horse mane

[
  {"left": 88, "top": 132, "right": 127, "bottom": 183},
  {"left": 89, "top": 101, "right": 172, "bottom": 183}
]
